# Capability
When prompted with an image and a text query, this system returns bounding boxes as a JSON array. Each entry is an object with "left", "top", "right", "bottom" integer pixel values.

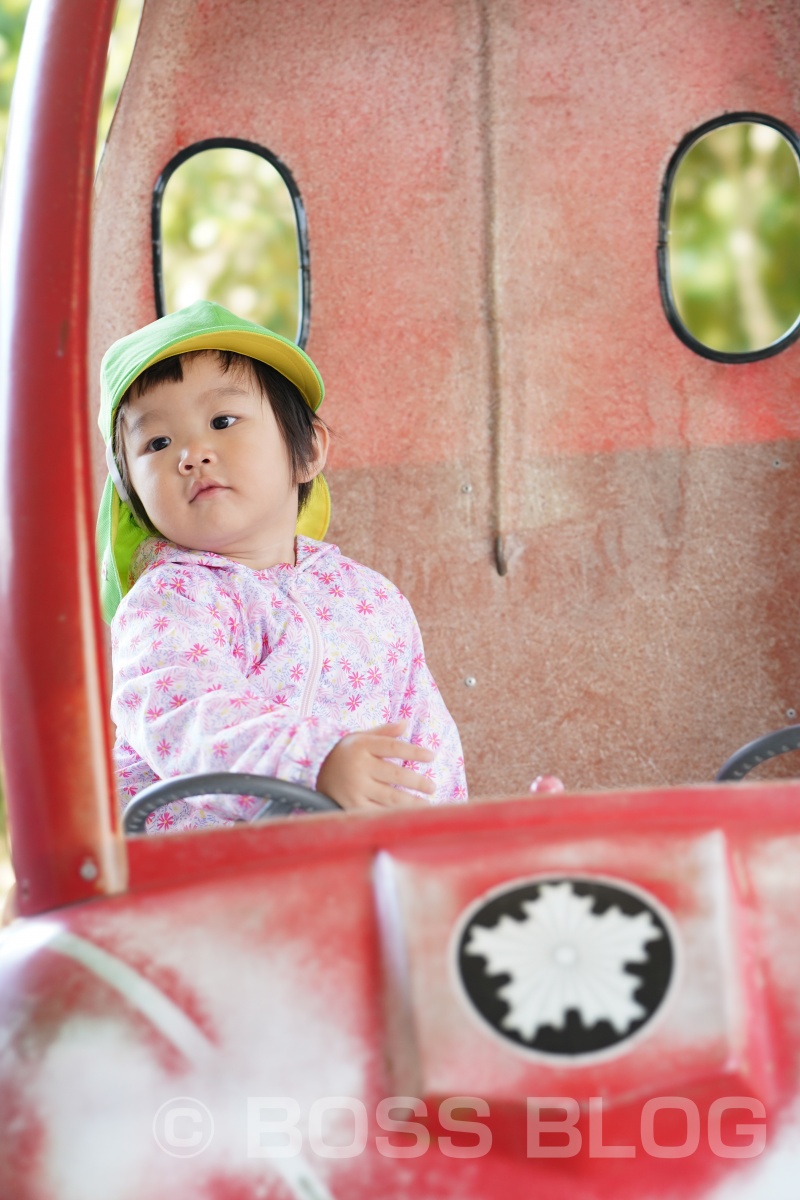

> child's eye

[
  {"left": 147, "top": 436, "right": 170, "bottom": 452},
  {"left": 211, "top": 415, "right": 238, "bottom": 430}
]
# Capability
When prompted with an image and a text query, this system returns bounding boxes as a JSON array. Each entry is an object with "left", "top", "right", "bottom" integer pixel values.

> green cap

[{"left": 96, "top": 300, "right": 330, "bottom": 622}]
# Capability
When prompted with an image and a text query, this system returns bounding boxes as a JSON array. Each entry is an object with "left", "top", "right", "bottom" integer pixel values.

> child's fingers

[
  {"left": 367, "top": 736, "right": 436, "bottom": 764},
  {"left": 372, "top": 758, "right": 436, "bottom": 795},
  {"left": 363, "top": 780, "right": 432, "bottom": 808}
]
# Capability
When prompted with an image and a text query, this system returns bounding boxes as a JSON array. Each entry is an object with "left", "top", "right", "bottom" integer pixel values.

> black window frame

[
  {"left": 152, "top": 137, "right": 310, "bottom": 347},
  {"left": 657, "top": 111, "right": 800, "bottom": 364}
]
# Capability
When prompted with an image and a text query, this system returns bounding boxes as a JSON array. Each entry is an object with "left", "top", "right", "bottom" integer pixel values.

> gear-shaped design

[{"left": 456, "top": 876, "right": 676, "bottom": 1059}]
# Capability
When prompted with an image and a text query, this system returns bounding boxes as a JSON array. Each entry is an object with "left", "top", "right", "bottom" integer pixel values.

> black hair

[{"left": 113, "top": 348, "right": 325, "bottom": 535}]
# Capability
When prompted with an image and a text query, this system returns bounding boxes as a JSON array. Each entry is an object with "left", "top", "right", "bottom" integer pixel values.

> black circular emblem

[{"left": 455, "top": 876, "right": 676, "bottom": 1059}]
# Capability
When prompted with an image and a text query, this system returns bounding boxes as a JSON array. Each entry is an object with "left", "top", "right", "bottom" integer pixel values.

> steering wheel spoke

[{"left": 122, "top": 772, "right": 340, "bottom": 834}]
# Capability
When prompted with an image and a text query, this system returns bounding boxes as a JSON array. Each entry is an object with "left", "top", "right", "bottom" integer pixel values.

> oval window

[
  {"left": 153, "top": 140, "right": 308, "bottom": 344},
  {"left": 660, "top": 115, "right": 800, "bottom": 361}
]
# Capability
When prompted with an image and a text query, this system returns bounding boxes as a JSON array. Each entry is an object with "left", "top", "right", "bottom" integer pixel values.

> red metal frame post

[{"left": 0, "top": 0, "right": 127, "bottom": 914}]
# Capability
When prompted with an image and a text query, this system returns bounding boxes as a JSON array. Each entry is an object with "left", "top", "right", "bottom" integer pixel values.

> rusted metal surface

[{"left": 0, "top": 0, "right": 126, "bottom": 915}]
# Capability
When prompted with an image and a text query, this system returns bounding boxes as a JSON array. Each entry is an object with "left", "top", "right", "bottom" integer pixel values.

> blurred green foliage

[
  {"left": 161, "top": 146, "right": 301, "bottom": 339},
  {"left": 668, "top": 121, "right": 800, "bottom": 354}
]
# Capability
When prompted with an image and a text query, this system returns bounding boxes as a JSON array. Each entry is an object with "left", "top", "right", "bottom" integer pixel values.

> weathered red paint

[
  {"left": 0, "top": 0, "right": 126, "bottom": 914},
  {"left": 4, "top": 0, "right": 800, "bottom": 1197}
]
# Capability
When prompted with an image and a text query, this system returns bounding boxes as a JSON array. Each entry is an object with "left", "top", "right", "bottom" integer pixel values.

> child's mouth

[{"left": 190, "top": 483, "right": 227, "bottom": 502}]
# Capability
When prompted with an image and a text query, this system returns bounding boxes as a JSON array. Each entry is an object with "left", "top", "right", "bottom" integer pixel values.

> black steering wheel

[
  {"left": 122, "top": 772, "right": 341, "bottom": 834},
  {"left": 716, "top": 724, "right": 800, "bottom": 782}
]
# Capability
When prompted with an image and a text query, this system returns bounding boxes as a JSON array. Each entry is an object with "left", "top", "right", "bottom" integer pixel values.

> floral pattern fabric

[{"left": 111, "top": 536, "right": 467, "bottom": 832}]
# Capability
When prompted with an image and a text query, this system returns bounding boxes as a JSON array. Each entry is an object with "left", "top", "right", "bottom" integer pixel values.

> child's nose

[{"left": 178, "top": 446, "right": 216, "bottom": 473}]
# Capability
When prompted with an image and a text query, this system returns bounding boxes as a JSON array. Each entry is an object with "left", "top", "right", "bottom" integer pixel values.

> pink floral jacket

[{"left": 111, "top": 536, "right": 467, "bottom": 832}]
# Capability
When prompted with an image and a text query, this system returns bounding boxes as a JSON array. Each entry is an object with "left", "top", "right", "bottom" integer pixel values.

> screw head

[
  {"left": 461, "top": 483, "right": 473, "bottom": 494},
  {"left": 79, "top": 858, "right": 99, "bottom": 882},
  {"left": 464, "top": 676, "right": 477, "bottom": 688}
]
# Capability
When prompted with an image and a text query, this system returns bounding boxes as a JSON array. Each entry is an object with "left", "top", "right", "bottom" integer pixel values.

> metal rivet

[
  {"left": 788, "top": 709, "right": 797, "bottom": 721},
  {"left": 461, "top": 483, "right": 473, "bottom": 494},
  {"left": 464, "top": 676, "right": 477, "bottom": 687},
  {"left": 79, "top": 858, "right": 98, "bottom": 882}
]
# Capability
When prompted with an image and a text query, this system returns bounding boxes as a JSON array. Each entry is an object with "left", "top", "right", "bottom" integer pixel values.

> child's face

[{"left": 121, "top": 355, "right": 325, "bottom": 568}]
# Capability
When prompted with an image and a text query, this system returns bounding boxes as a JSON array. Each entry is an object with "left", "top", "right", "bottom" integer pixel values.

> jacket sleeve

[
  {"left": 111, "top": 569, "right": 349, "bottom": 820},
  {"left": 386, "top": 592, "right": 468, "bottom": 804}
]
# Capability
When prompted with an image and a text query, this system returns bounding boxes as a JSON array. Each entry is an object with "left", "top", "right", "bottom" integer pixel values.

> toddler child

[{"left": 96, "top": 301, "right": 467, "bottom": 832}]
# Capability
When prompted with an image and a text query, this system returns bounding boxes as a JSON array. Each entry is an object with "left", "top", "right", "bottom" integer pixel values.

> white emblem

[{"left": 464, "top": 881, "right": 664, "bottom": 1039}]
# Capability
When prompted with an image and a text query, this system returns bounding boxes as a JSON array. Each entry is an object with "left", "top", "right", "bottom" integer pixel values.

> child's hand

[{"left": 317, "top": 720, "right": 436, "bottom": 810}]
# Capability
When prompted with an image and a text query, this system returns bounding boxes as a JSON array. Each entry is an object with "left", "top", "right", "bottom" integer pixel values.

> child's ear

[{"left": 300, "top": 421, "right": 329, "bottom": 481}]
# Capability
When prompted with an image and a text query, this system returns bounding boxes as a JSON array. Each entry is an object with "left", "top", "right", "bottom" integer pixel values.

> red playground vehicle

[{"left": 3, "top": 1, "right": 800, "bottom": 1196}]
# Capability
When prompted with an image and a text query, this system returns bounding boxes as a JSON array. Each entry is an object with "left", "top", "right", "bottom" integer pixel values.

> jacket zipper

[{"left": 288, "top": 590, "right": 323, "bottom": 717}]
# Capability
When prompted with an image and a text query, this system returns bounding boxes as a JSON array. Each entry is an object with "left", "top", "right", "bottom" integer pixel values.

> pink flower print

[
  {"left": 291, "top": 608, "right": 304, "bottom": 624},
  {"left": 153, "top": 577, "right": 168, "bottom": 595},
  {"left": 170, "top": 576, "right": 188, "bottom": 597},
  {"left": 404, "top": 683, "right": 417, "bottom": 700},
  {"left": 399, "top": 702, "right": 413, "bottom": 719},
  {"left": 392, "top": 639, "right": 407, "bottom": 655},
  {"left": 315, "top": 605, "right": 331, "bottom": 623},
  {"left": 290, "top": 663, "right": 305, "bottom": 682},
  {"left": 213, "top": 628, "right": 227, "bottom": 648},
  {"left": 212, "top": 741, "right": 229, "bottom": 759},
  {"left": 185, "top": 643, "right": 209, "bottom": 663},
  {"left": 348, "top": 671, "right": 365, "bottom": 690},
  {"left": 381, "top": 705, "right": 392, "bottom": 722},
  {"left": 424, "top": 766, "right": 436, "bottom": 781},
  {"left": 357, "top": 599, "right": 374, "bottom": 616},
  {"left": 205, "top": 603, "right": 221, "bottom": 621},
  {"left": 230, "top": 694, "right": 250, "bottom": 709},
  {"left": 231, "top": 643, "right": 245, "bottom": 660},
  {"left": 387, "top": 648, "right": 399, "bottom": 666},
  {"left": 149, "top": 642, "right": 161, "bottom": 654},
  {"left": 374, "top": 587, "right": 389, "bottom": 603},
  {"left": 410, "top": 732, "right": 424, "bottom": 746},
  {"left": 341, "top": 561, "right": 355, "bottom": 572},
  {"left": 328, "top": 584, "right": 344, "bottom": 598},
  {"left": 402, "top": 759, "right": 419, "bottom": 771},
  {"left": 452, "top": 783, "right": 467, "bottom": 800},
  {"left": 321, "top": 657, "right": 332, "bottom": 674},
  {"left": 130, "top": 634, "right": 141, "bottom": 650},
  {"left": 367, "top": 666, "right": 382, "bottom": 686},
  {"left": 427, "top": 732, "right": 441, "bottom": 750},
  {"left": 272, "top": 692, "right": 289, "bottom": 707},
  {"left": 124, "top": 692, "right": 142, "bottom": 710},
  {"left": 118, "top": 614, "right": 128, "bottom": 628},
  {"left": 153, "top": 616, "right": 170, "bottom": 632},
  {"left": 249, "top": 657, "right": 265, "bottom": 675},
  {"left": 318, "top": 572, "right": 335, "bottom": 585},
  {"left": 169, "top": 694, "right": 187, "bottom": 709},
  {"left": 145, "top": 706, "right": 164, "bottom": 722},
  {"left": 155, "top": 809, "right": 174, "bottom": 830},
  {"left": 412, "top": 653, "right": 425, "bottom": 669},
  {"left": 261, "top": 632, "right": 271, "bottom": 653},
  {"left": 205, "top": 683, "right": 223, "bottom": 693},
  {"left": 227, "top": 616, "right": 239, "bottom": 634},
  {"left": 156, "top": 738, "right": 171, "bottom": 758},
  {"left": 339, "top": 657, "right": 351, "bottom": 672},
  {"left": 346, "top": 693, "right": 362, "bottom": 712}
]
